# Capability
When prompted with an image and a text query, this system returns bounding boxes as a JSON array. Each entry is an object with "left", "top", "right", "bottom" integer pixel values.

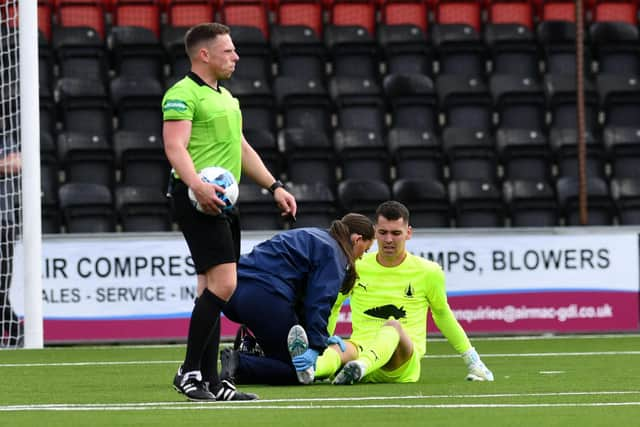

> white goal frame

[{"left": 19, "top": 1, "right": 43, "bottom": 349}]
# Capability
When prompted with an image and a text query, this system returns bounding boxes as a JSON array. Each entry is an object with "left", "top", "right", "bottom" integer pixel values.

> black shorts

[{"left": 171, "top": 179, "right": 241, "bottom": 274}]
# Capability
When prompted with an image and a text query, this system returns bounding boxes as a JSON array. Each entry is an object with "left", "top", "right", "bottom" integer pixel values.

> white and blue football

[{"left": 188, "top": 166, "right": 239, "bottom": 214}]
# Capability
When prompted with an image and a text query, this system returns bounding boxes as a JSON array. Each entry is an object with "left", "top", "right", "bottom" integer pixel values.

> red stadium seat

[
  {"left": 381, "top": 0, "right": 430, "bottom": 33},
  {"left": 488, "top": 1, "right": 534, "bottom": 30},
  {"left": 220, "top": 0, "right": 270, "bottom": 39},
  {"left": 541, "top": 0, "right": 576, "bottom": 22},
  {"left": 593, "top": 1, "right": 638, "bottom": 25},
  {"left": 56, "top": 1, "right": 106, "bottom": 39},
  {"left": 435, "top": 0, "right": 483, "bottom": 33},
  {"left": 167, "top": 0, "right": 217, "bottom": 28},
  {"left": 113, "top": 1, "right": 161, "bottom": 38},
  {"left": 39, "top": 2, "right": 53, "bottom": 41},
  {"left": 330, "top": 0, "right": 377, "bottom": 35},
  {"left": 276, "top": 0, "right": 324, "bottom": 37}
]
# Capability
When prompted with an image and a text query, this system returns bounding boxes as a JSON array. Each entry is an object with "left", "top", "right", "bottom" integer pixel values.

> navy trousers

[{"left": 223, "top": 280, "right": 301, "bottom": 385}]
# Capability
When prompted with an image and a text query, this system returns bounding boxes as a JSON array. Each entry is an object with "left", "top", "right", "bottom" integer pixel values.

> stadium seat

[
  {"left": 556, "top": 176, "right": 615, "bottom": 225},
  {"left": 449, "top": 180, "right": 506, "bottom": 228},
  {"left": 40, "top": 132, "right": 60, "bottom": 223},
  {"left": 284, "top": 182, "right": 337, "bottom": 228},
  {"left": 237, "top": 183, "right": 283, "bottom": 230},
  {"left": 166, "top": 0, "right": 216, "bottom": 28},
  {"left": 222, "top": 78, "right": 275, "bottom": 132},
  {"left": 436, "top": 75, "right": 493, "bottom": 130},
  {"left": 550, "top": 128, "right": 607, "bottom": 180},
  {"left": 56, "top": 1, "right": 106, "bottom": 39},
  {"left": 228, "top": 25, "right": 272, "bottom": 82},
  {"left": 496, "top": 128, "right": 552, "bottom": 181},
  {"left": 597, "top": 74, "right": 640, "bottom": 128},
  {"left": 220, "top": 0, "right": 270, "bottom": 39},
  {"left": 113, "top": 130, "right": 170, "bottom": 190},
  {"left": 603, "top": 126, "right": 640, "bottom": 179},
  {"left": 442, "top": 127, "right": 499, "bottom": 183},
  {"left": 383, "top": 73, "right": 437, "bottom": 131},
  {"left": 273, "top": 76, "right": 333, "bottom": 131},
  {"left": 55, "top": 77, "right": 113, "bottom": 138},
  {"left": 324, "top": 25, "right": 380, "bottom": 79},
  {"left": 544, "top": 73, "right": 599, "bottom": 132},
  {"left": 115, "top": 185, "right": 172, "bottom": 232},
  {"left": 279, "top": 127, "right": 337, "bottom": 189},
  {"left": 484, "top": 23, "right": 539, "bottom": 77},
  {"left": 380, "top": 0, "right": 429, "bottom": 33},
  {"left": 540, "top": 0, "right": 577, "bottom": 22},
  {"left": 336, "top": 178, "right": 391, "bottom": 219},
  {"left": 329, "top": 0, "right": 377, "bottom": 36},
  {"left": 589, "top": 22, "right": 640, "bottom": 77},
  {"left": 611, "top": 177, "right": 640, "bottom": 225},
  {"left": 39, "top": 32, "right": 54, "bottom": 94},
  {"left": 270, "top": 25, "right": 327, "bottom": 80},
  {"left": 108, "top": 26, "right": 165, "bottom": 82},
  {"left": 58, "top": 182, "right": 116, "bottom": 233},
  {"left": 110, "top": 76, "right": 164, "bottom": 134},
  {"left": 434, "top": 0, "right": 482, "bottom": 33},
  {"left": 112, "top": 0, "right": 161, "bottom": 39},
  {"left": 275, "top": 0, "right": 324, "bottom": 38},
  {"left": 387, "top": 127, "right": 443, "bottom": 181},
  {"left": 392, "top": 178, "right": 450, "bottom": 228},
  {"left": 377, "top": 24, "right": 432, "bottom": 77},
  {"left": 52, "top": 26, "right": 108, "bottom": 82},
  {"left": 431, "top": 23, "right": 486, "bottom": 77},
  {"left": 333, "top": 128, "right": 390, "bottom": 183},
  {"left": 38, "top": 1, "right": 53, "bottom": 42},
  {"left": 537, "top": 21, "right": 590, "bottom": 76},
  {"left": 162, "top": 26, "right": 190, "bottom": 81},
  {"left": 488, "top": 1, "right": 534, "bottom": 30},
  {"left": 503, "top": 179, "right": 559, "bottom": 227},
  {"left": 329, "top": 76, "right": 386, "bottom": 133},
  {"left": 490, "top": 74, "right": 546, "bottom": 131},
  {"left": 243, "top": 128, "right": 282, "bottom": 180},
  {"left": 57, "top": 131, "right": 115, "bottom": 189},
  {"left": 592, "top": 0, "right": 637, "bottom": 25},
  {"left": 39, "top": 92, "right": 56, "bottom": 137}
]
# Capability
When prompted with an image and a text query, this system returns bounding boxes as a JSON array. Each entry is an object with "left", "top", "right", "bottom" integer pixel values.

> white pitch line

[
  {"left": 2, "top": 402, "right": 640, "bottom": 412},
  {"left": 2, "top": 350, "right": 640, "bottom": 368},
  {"left": 2, "top": 391, "right": 640, "bottom": 412}
]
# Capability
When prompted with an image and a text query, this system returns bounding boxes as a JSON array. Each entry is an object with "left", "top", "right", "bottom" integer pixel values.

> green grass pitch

[{"left": 1, "top": 335, "right": 639, "bottom": 427}]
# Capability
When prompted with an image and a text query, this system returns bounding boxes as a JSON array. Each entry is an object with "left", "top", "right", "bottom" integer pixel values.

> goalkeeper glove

[
  {"left": 292, "top": 348, "right": 319, "bottom": 371},
  {"left": 327, "top": 335, "right": 346, "bottom": 352},
  {"left": 462, "top": 347, "right": 494, "bottom": 381}
]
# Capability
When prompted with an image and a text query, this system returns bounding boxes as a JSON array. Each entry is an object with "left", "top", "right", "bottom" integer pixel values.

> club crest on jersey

[{"left": 404, "top": 283, "right": 414, "bottom": 298}]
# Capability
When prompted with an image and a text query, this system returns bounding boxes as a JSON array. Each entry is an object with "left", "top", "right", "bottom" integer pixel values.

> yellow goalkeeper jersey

[{"left": 349, "top": 252, "right": 472, "bottom": 357}]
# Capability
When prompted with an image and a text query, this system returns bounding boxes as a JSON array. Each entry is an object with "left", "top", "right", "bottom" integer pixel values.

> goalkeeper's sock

[
  {"left": 358, "top": 325, "right": 400, "bottom": 372},
  {"left": 314, "top": 347, "right": 342, "bottom": 379}
]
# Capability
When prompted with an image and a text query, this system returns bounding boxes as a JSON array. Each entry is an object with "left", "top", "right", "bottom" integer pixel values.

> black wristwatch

[{"left": 268, "top": 180, "right": 284, "bottom": 194}]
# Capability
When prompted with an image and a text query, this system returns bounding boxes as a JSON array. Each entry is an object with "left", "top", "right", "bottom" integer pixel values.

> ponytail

[{"left": 328, "top": 213, "right": 374, "bottom": 294}]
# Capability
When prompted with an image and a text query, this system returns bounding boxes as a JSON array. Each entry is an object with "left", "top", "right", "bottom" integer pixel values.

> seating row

[{"left": 43, "top": 176, "right": 640, "bottom": 234}]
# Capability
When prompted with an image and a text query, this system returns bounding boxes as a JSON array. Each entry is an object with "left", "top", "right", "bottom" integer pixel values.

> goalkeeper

[{"left": 288, "top": 200, "right": 494, "bottom": 385}]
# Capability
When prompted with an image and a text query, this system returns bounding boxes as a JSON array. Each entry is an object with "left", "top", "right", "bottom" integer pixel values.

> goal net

[{"left": 0, "top": 0, "right": 22, "bottom": 348}]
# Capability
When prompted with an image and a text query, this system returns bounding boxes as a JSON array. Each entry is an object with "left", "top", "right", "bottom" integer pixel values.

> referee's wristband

[{"left": 268, "top": 180, "right": 284, "bottom": 195}]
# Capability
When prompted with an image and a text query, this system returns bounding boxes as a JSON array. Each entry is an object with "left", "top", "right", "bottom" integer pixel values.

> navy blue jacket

[{"left": 237, "top": 228, "right": 348, "bottom": 351}]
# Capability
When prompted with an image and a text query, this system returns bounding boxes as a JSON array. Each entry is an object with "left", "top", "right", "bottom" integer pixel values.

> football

[{"left": 188, "top": 166, "right": 239, "bottom": 214}]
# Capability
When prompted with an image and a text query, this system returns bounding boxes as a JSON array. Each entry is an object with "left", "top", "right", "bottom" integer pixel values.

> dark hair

[
  {"left": 328, "top": 213, "right": 375, "bottom": 294},
  {"left": 184, "top": 22, "right": 230, "bottom": 57},
  {"left": 375, "top": 200, "right": 410, "bottom": 225}
]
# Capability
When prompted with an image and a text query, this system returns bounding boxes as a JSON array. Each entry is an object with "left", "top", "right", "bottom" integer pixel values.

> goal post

[{"left": 19, "top": 1, "right": 43, "bottom": 349}]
